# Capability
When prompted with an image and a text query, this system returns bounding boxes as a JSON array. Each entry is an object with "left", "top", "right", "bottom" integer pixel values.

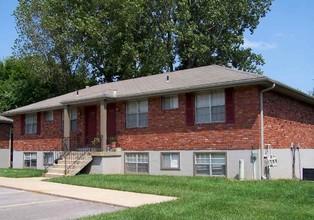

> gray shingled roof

[
  {"left": 2, "top": 65, "right": 313, "bottom": 116},
  {"left": 0, "top": 116, "right": 13, "bottom": 123}
]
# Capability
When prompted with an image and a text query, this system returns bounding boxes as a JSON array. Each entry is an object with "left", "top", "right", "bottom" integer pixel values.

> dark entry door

[
  {"left": 85, "top": 105, "right": 97, "bottom": 145},
  {"left": 107, "top": 103, "right": 116, "bottom": 144}
]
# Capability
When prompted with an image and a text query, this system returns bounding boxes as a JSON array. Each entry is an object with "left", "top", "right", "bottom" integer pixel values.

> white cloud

[{"left": 243, "top": 38, "right": 277, "bottom": 50}]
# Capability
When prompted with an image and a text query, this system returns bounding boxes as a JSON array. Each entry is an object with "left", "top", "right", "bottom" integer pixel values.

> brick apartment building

[
  {"left": 0, "top": 116, "right": 12, "bottom": 168},
  {"left": 2, "top": 65, "right": 314, "bottom": 179}
]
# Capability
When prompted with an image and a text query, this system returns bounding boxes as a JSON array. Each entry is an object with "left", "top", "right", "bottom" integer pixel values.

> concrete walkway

[{"left": 0, "top": 177, "right": 176, "bottom": 207}]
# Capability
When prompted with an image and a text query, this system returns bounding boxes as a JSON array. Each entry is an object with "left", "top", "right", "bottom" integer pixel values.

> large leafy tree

[
  {"left": 14, "top": 0, "right": 273, "bottom": 83},
  {"left": 0, "top": 56, "right": 90, "bottom": 112}
]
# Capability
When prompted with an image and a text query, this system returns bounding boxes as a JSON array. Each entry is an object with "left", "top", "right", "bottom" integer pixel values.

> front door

[
  {"left": 107, "top": 103, "right": 116, "bottom": 144},
  {"left": 85, "top": 105, "right": 97, "bottom": 145}
]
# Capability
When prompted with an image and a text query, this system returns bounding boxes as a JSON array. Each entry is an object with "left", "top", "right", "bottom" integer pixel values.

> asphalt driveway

[{"left": 0, "top": 187, "right": 124, "bottom": 220}]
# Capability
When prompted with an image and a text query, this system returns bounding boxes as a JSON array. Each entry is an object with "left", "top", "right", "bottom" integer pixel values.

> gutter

[{"left": 260, "top": 83, "right": 276, "bottom": 179}]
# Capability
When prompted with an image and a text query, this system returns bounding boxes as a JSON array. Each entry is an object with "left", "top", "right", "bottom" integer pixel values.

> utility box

[{"left": 303, "top": 168, "right": 314, "bottom": 181}]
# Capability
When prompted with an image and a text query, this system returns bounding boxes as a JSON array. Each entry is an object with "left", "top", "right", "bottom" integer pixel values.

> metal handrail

[
  {"left": 61, "top": 135, "right": 103, "bottom": 175},
  {"left": 44, "top": 149, "right": 64, "bottom": 171}
]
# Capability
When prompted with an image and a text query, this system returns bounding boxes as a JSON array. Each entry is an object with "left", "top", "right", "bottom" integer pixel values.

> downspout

[
  {"left": 260, "top": 83, "right": 275, "bottom": 179},
  {"left": 9, "top": 125, "right": 13, "bottom": 168}
]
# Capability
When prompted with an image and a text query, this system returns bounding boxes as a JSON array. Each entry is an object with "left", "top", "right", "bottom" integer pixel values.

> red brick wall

[
  {"left": 116, "top": 86, "right": 261, "bottom": 151},
  {"left": 12, "top": 86, "right": 313, "bottom": 152},
  {"left": 13, "top": 105, "right": 101, "bottom": 151},
  {"left": 264, "top": 91, "right": 314, "bottom": 149},
  {"left": 0, "top": 123, "right": 11, "bottom": 149},
  {"left": 13, "top": 110, "right": 63, "bottom": 151}
]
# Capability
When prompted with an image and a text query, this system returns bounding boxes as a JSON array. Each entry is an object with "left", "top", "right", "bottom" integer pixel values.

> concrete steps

[{"left": 45, "top": 152, "right": 93, "bottom": 177}]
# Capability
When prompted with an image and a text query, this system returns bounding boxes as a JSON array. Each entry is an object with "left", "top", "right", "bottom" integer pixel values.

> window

[
  {"left": 24, "top": 152, "right": 37, "bottom": 168},
  {"left": 196, "top": 91, "right": 225, "bottom": 123},
  {"left": 125, "top": 153, "right": 149, "bottom": 173},
  {"left": 25, "top": 113, "right": 37, "bottom": 134},
  {"left": 70, "top": 109, "right": 77, "bottom": 132},
  {"left": 161, "top": 153, "right": 180, "bottom": 169},
  {"left": 43, "top": 152, "right": 54, "bottom": 166},
  {"left": 44, "top": 111, "right": 54, "bottom": 122},
  {"left": 162, "top": 95, "right": 178, "bottom": 110},
  {"left": 126, "top": 100, "right": 148, "bottom": 128},
  {"left": 195, "top": 153, "right": 226, "bottom": 176}
]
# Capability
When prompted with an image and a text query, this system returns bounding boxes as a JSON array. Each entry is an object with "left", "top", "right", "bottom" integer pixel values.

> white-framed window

[
  {"left": 44, "top": 111, "right": 54, "bottom": 122},
  {"left": 194, "top": 153, "right": 226, "bottom": 176},
  {"left": 161, "top": 153, "right": 180, "bottom": 169},
  {"left": 126, "top": 100, "right": 148, "bottom": 128},
  {"left": 162, "top": 95, "right": 178, "bottom": 110},
  {"left": 24, "top": 152, "right": 37, "bottom": 168},
  {"left": 70, "top": 109, "right": 77, "bottom": 132},
  {"left": 195, "top": 91, "right": 225, "bottom": 123},
  {"left": 125, "top": 153, "right": 149, "bottom": 173},
  {"left": 25, "top": 113, "right": 37, "bottom": 134},
  {"left": 43, "top": 152, "right": 54, "bottom": 166}
]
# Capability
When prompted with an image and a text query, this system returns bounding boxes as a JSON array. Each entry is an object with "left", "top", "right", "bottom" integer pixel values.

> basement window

[
  {"left": 194, "top": 153, "right": 226, "bottom": 176},
  {"left": 43, "top": 152, "right": 54, "bottom": 166},
  {"left": 24, "top": 152, "right": 37, "bottom": 168},
  {"left": 161, "top": 153, "right": 180, "bottom": 170},
  {"left": 125, "top": 153, "right": 149, "bottom": 173}
]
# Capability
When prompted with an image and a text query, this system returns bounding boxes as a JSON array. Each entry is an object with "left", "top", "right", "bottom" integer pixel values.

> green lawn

[
  {"left": 48, "top": 174, "right": 314, "bottom": 220},
  {"left": 0, "top": 168, "right": 45, "bottom": 178}
]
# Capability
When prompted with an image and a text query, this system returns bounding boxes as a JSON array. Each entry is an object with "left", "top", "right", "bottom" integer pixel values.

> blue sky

[{"left": 0, "top": 0, "right": 313, "bottom": 94}]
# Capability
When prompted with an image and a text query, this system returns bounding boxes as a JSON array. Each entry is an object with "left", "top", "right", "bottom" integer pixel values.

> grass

[
  {"left": 0, "top": 168, "right": 45, "bottom": 178},
  {"left": 47, "top": 174, "right": 314, "bottom": 219}
]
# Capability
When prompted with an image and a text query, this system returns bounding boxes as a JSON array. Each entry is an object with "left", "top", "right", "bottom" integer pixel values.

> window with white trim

[
  {"left": 195, "top": 91, "right": 225, "bottom": 123},
  {"left": 43, "top": 152, "right": 54, "bottom": 166},
  {"left": 25, "top": 113, "right": 37, "bottom": 134},
  {"left": 44, "top": 111, "right": 54, "bottom": 122},
  {"left": 24, "top": 152, "right": 37, "bottom": 168},
  {"left": 195, "top": 153, "right": 226, "bottom": 176},
  {"left": 161, "top": 153, "right": 180, "bottom": 169},
  {"left": 126, "top": 100, "right": 148, "bottom": 128},
  {"left": 125, "top": 153, "right": 149, "bottom": 173},
  {"left": 162, "top": 95, "right": 178, "bottom": 110},
  {"left": 70, "top": 109, "right": 77, "bottom": 132}
]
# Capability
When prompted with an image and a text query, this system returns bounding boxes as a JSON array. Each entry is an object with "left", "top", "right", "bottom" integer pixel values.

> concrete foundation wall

[
  {"left": 88, "top": 156, "right": 122, "bottom": 174},
  {"left": 13, "top": 151, "right": 46, "bottom": 170},
  {"left": 122, "top": 149, "right": 314, "bottom": 180},
  {"left": 11, "top": 148, "right": 314, "bottom": 180},
  {"left": 0, "top": 149, "right": 10, "bottom": 168},
  {"left": 269, "top": 149, "right": 314, "bottom": 179},
  {"left": 122, "top": 150, "right": 260, "bottom": 179}
]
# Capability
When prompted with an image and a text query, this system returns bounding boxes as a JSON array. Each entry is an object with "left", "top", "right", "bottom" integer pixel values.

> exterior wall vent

[{"left": 303, "top": 168, "right": 314, "bottom": 181}]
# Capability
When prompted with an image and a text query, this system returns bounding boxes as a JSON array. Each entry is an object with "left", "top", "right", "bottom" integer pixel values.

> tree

[
  {"left": 0, "top": 56, "right": 92, "bottom": 112},
  {"left": 14, "top": 0, "right": 273, "bottom": 83}
]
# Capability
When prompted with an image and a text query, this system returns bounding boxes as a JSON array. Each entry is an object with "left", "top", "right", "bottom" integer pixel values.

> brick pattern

[
  {"left": 264, "top": 91, "right": 314, "bottom": 149},
  {"left": 13, "top": 105, "right": 101, "bottom": 151},
  {"left": 12, "top": 86, "right": 314, "bottom": 152},
  {"left": 0, "top": 123, "right": 11, "bottom": 149},
  {"left": 116, "top": 86, "right": 261, "bottom": 151},
  {"left": 13, "top": 110, "right": 63, "bottom": 151}
]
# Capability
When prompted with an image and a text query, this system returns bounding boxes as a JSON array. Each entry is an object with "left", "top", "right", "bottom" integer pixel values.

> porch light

[{"left": 113, "top": 89, "right": 117, "bottom": 97}]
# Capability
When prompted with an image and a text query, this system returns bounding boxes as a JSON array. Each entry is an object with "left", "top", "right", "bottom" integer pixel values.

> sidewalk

[{"left": 0, "top": 177, "right": 176, "bottom": 207}]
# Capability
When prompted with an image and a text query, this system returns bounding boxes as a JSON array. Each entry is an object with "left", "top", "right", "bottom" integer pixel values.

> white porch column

[
  {"left": 63, "top": 107, "right": 70, "bottom": 151},
  {"left": 100, "top": 100, "right": 107, "bottom": 151}
]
